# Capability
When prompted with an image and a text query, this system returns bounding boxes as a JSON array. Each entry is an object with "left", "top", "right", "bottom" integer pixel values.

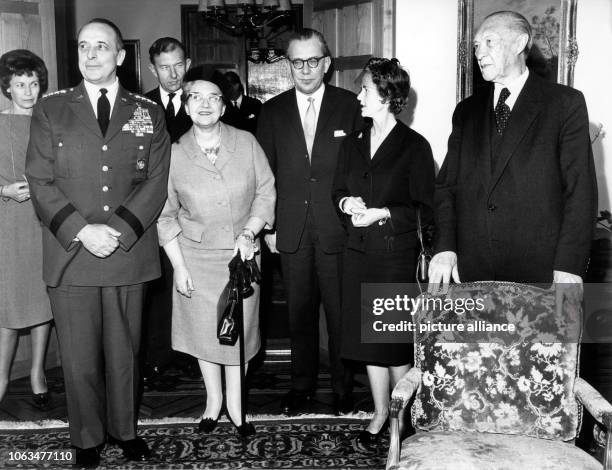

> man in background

[
  {"left": 143, "top": 37, "right": 194, "bottom": 384},
  {"left": 223, "top": 70, "right": 262, "bottom": 134},
  {"left": 146, "top": 37, "right": 191, "bottom": 142}
]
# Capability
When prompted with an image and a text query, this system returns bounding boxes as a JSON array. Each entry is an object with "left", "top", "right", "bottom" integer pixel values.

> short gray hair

[{"left": 484, "top": 11, "right": 533, "bottom": 54}]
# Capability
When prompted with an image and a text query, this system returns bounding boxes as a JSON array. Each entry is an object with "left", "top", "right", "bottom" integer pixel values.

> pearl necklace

[{"left": 196, "top": 126, "right": 221, "bottom": 165}]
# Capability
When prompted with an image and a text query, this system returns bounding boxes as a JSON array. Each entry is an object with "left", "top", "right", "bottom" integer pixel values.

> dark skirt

[{"left": 340, "top": 247, "right": 416, "bottom": 366}]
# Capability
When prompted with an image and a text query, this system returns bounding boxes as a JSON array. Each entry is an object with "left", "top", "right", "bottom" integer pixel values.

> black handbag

[
  {"left": 216, "top": 252, "right": 262, "bottom": 346},
  {"left": 416, "top": 207, "right": 432, "bottom": 283},
  {"left": 217, "top": 277, "right": 241, "bottom": 346}
]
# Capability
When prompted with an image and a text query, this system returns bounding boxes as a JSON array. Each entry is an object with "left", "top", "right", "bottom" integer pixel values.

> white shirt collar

[
  {"left": 160, "top": 87, "right": 183, "bottom": 115},
  {"left": 295, "top": 84, "right": 325, "bottom": 126},
  {"left": 83, "top": 77, "right": 120, "bottom": 118},
  {"left": 493, "top": 68, "right": 529, "bottom": 111},
  {"left": 233, "top": 94, "right": 243, "bottom": 108}
]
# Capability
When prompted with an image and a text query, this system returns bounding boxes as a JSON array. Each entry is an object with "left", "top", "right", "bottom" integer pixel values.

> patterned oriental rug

[{"left": 0, "top": 417, "right": 389, "bottom": 469}]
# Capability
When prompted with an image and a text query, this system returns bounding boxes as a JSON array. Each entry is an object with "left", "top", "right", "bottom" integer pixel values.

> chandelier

[{"left": 198, "top": 0, "right": 294, "bottom": 38}]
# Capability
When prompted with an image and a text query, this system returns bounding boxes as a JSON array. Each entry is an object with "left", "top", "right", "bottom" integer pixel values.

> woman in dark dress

[{"left": 332, "top": 58, "right": 435, "bottom": 444}]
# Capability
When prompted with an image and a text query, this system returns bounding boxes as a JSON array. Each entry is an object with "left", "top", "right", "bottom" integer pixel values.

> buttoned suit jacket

[
  {"left": 26, "top": 82, "right": 171, "bottom": 287},
  {"left": 145, "top": 87, "right": 192, "bottom": 143},
  {"left": 256, "top": 85, "right": 362, "bottom": 254},
  {"left": 224, "top": 94, "right": 262, "bottom": 134},
  {"left": 332, "top": 122, "right": 436, "bottom": 253},
  {"left": 157, "top": 123, "right": 276, "bottom": 249},
  {"left": 434, "top": 73, "right": 597, "bottom": 283}
]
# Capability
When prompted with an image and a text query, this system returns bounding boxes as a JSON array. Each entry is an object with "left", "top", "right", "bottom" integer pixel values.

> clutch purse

[
  {"left": 217, "top": 279, "right": 241, "bottom": 346},
  {"left": 216, "top": 252, "right": 262, "bottom": 346}
]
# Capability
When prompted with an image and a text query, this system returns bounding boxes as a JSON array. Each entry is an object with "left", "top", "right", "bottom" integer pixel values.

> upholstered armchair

[{"left": 385, "top": 282, "right": 612, "bottom": 470}]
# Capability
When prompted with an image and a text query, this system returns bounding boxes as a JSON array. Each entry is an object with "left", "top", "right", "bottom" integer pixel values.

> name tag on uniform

[{"left": 122, "top": 106, "right": 154, "bottom": 136}]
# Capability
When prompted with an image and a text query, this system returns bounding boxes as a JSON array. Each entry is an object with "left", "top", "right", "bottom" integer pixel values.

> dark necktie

[
  {"left": 232, "top": 99, "right": 239, "bottom": 109},
  {"left": 494, "top": 87, "right": 511, "bottom": 135},
  {"left": 97, "top": 88, "right": 110, "bottom": 136},
  {"left": 166, "top": 92, "right": 176, "bottom": 124}
]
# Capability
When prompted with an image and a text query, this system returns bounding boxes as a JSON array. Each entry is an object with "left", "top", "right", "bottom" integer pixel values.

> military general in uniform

[{"left": 26, "top": 18, "right": 171, "bottom": 468}]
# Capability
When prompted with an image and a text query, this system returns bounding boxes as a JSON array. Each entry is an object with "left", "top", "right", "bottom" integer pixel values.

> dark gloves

[{"left": 228, "top": 252, "right": 262, "bottom": 299}]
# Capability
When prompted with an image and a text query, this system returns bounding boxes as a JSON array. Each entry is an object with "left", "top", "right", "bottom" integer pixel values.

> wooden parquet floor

[{"left": 0, "top": 342, "right": 372, "bottom": 422}]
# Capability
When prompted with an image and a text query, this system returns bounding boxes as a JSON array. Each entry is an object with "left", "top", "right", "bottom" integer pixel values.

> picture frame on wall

[
  {"left": 456, "top": 0, "right": 578, "bottom": 101},
  {"left": 117, "top": 39, "right": 142, "bottom": 94}
]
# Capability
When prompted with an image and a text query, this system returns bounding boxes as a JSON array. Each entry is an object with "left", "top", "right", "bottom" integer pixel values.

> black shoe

[
  {"left": 227, "top": 415, "right": 256, "bottom": 438},
  {"left": 235, "top": 422, "right": 256, "bottom": 437},
  {"left": 32, "top": 392, "right": 51, "bottom": 411},
  {"left": 107, "top": 436, "right": 150, "bottom": 461},
  {"left": 357, "top": 419, "right": 389, "bottom": 447},
  {"left": 332, "top": 393, "right": 354, "bottom": 415},
  {"left": 197, "top": 416, "right": 219, "bottom": 434},
  {"left": 280, "top": 389, "right": 313, "bottom": 415},
  {"left": 74, "top": 447, "right": 101, "bottom": 468}
]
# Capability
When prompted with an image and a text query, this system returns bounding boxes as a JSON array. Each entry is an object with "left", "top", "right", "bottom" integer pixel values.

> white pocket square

[
  {"left": 334, "top": 130, "right": 347, "bottom": 137},
  {"left": 247, "top": 114, "right": 256, "bottom": 119}
]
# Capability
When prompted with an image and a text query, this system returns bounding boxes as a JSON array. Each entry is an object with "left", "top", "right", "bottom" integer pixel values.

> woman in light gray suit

[{"left": 157, "top": 70, "right": 275, "bottom": 436}]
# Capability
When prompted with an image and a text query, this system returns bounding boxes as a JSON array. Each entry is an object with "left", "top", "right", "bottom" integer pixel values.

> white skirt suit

[{"left": 157, "top": 123, "right": 275, "bottom": 364}]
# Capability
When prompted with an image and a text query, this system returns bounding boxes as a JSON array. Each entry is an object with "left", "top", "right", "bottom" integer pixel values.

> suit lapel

[
  {"left": 214, "top": 123, "right": 236, "bottom": 171},
  {"left": 489, "top": 75, "right": 542, "bottom": 193},
  {"left": 353, "top": 126, "right": 370, "bottom": 164},
  {"left": 68, "top": 82, "right": 103, "bottom": 138},
  {"left": 181, "top": 128, "right": 217, "bottom": 173},
  {"left": 285, "top": 89, "right": 307, "bottom": 148},
  {"left": 314, "top": 86, "right": 335, "bottom": 143},
  {"left": 475, "top": 88, "right": 493, "bottom": 189},
  {"left": 370, "top": 122, "right": 403, "bottom": 168},
  {"left": 105, "top": 86, "right": 138, "bottom": 141},
  {"left": 148, "top": 88, "right": 162, "bottom": 106},
  {"left": 284, "top": 89, "right": 310, "bottom": 171}
]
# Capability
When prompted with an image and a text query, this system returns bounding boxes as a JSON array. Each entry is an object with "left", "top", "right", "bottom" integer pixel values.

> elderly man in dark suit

[
  {"left": 257, "top": 28, "right": 362, "bottom": 415},
  {"left": 145, "top": 37, "right": 192, "bottom": 143},
  {"left": 26, "top": 18, "right": 170, "bottom": 468},
  {"left": 428, "top": 10, "right": 596, "bottom": 288}
]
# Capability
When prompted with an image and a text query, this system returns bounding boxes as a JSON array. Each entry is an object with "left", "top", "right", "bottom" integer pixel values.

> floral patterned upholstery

[
  {"left": 394, "top": 431, "right": 601, "bottom": 470},
  {"left": 386, "top": 282, "right": 611, "bottom": 470},
  {"left": 411, "top": 282, "right": 582, "bottom": 441}
]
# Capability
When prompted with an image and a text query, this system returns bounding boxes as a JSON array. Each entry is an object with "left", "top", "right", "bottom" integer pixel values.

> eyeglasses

[
  {"left": 188, "top": 93, "right": 223, "bottom": 105},
  {"left": 288, "top": 56, "right": 327, "bottom": 70}
]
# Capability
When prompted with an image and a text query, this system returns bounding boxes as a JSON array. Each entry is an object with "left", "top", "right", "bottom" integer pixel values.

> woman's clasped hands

[{"left": 343, "top": 196, "right": 388, "bottom": 227}]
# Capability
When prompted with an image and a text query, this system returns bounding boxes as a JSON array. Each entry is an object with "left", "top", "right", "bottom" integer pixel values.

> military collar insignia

[
  {"left": 42, "top": 88, "right": 72, "bottom": 99},
  {"left": 122, "top": 105, "right": 153, "bottom": 136},
  {"left": 127, "top": 92, "right": 157, "bottom": 106}
]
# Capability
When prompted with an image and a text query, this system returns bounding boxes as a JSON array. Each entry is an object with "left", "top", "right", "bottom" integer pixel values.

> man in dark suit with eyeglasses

[{"left": 257, "top": 28, "right": 362, "bottom": 416}]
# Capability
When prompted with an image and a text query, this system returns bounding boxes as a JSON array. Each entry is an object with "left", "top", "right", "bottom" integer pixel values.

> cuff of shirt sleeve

[{"left": 339, "top": 197, "right": 349, "bottom": 213}]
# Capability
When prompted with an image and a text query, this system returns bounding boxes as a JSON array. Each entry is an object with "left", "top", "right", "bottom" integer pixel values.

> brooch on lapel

[
  {"left": 122, "top": 105, "right": 154, "bottom": 136},
  {"left": 136, "top": 159, "right": 146, "bottom": 171}
]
